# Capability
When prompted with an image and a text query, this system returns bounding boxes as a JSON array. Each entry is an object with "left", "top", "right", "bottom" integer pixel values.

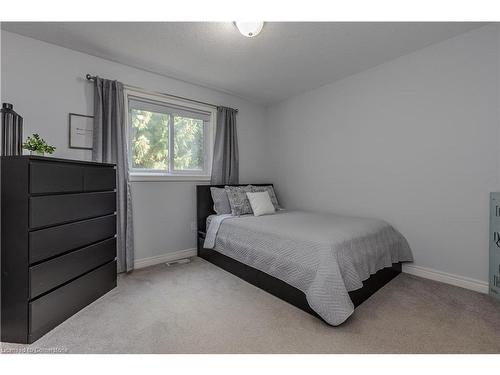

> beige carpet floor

[{"left": 2, "top": 256, "right": 500, "bottom": 354}]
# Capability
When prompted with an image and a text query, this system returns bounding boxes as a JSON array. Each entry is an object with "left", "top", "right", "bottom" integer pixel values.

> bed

[{"left": 197, "top": 184, "right": 413, "bottom": 325}]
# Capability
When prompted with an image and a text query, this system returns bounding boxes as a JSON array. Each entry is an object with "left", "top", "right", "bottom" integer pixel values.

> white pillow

[{"left": 246, "top": 192, "right": 275, "bottom": 217}]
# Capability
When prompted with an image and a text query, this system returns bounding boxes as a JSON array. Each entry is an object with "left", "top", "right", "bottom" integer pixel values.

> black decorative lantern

[{"left": 1, "top": 103, "right": 23, "bottom": 156}]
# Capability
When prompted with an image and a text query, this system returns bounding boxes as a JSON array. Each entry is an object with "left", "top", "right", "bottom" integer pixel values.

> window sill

[{"left": 129, "top": 173, "right": 211, "bottom": 182}]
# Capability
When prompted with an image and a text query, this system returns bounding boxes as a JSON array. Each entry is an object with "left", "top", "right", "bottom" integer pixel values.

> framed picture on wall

[{"left": 69, "top": 113, "right": 94, "bottom": 150}]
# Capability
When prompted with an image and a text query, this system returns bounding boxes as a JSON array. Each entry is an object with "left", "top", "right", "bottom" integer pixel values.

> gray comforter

[{"left": 204, "top": 210, "right": 413, "bottom": 325}]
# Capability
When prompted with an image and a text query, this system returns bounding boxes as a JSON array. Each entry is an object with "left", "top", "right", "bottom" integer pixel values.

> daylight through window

[{"left": 127, "top": 93, "right": 213, "bottom": 177}]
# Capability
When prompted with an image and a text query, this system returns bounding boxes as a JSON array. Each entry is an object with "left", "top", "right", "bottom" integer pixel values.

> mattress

[{"left": 204, "top": 210, "right": 413, "bottom": 325}]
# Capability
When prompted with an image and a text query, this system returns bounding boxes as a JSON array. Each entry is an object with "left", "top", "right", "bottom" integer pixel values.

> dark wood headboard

[{"left": 196, "top": 184, "right": 273, "bottom": 233}]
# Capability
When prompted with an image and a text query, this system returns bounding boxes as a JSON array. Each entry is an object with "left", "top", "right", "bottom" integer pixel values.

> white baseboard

[
  {"left": 402, "top": 264, "right": 489, "bottom": 294},
  {"left": 134, "top": 248, "right": 197, "bottom": 270},
  {"left": 134, "top": 250, "right": 490, "bottom": 294}
]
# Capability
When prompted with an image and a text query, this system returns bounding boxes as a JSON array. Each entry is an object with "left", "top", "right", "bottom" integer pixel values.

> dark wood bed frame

[{"left": 196, "top": 184, "right": 402, "bottom": 324}]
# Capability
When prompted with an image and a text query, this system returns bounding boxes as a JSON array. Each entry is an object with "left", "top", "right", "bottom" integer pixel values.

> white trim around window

[
  {"left": 129, "top": 173, "right": 211, "bottom": 182},
  {"left": 124, "top": 88, "right": 216, "bottom": 182}
]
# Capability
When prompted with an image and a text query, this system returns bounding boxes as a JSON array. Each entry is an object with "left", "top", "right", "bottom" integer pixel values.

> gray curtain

[
  {"left": 211, "top": 106, "right": 239, "bottom": 184},
  {"left": 92, "top": 77, "right": 134, "bottom": 273}
]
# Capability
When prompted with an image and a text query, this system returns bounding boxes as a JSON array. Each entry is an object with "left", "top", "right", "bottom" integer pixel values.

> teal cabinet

[{"left": 489, "top": 192, "right": 500, "bottom": 299}]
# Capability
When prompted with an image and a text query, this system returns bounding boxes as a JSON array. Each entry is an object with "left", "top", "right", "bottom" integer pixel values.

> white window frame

[{"left": 125, "top": 88, "right": 216, "bottom": 182}]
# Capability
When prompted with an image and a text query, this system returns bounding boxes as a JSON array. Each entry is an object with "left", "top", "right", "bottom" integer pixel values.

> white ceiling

[{"left": 1, "top": 22, "right": 486, "bottom": 105}]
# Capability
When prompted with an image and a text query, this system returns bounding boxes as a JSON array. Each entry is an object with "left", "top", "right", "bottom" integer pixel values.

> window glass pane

[
  {"left": 173, "top": 116, "right": 204, "bottom": 171},
  {"left": 130, "top": 109, "right": 169, "bottom": 170}
]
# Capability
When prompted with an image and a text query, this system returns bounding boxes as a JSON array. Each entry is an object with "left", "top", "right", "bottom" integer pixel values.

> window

[{"left": 126, "top": 90, "right": 214, "bottom": 180}]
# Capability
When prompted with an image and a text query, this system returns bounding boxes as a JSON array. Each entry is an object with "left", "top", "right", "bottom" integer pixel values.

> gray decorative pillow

[
  {"left": 210, "top": 187, "right": 231, "bottom": 215},
  {"left": 224, "top": 185, "right": 254, "bottom": 216},
  {"left": 251, "top": 185, "right": 281, "bottom": 210}
]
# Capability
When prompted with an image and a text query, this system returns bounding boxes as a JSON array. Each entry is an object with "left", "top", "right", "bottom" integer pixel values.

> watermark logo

[{"left": 1, "top": 346, "right": 68, "bottom": 354}]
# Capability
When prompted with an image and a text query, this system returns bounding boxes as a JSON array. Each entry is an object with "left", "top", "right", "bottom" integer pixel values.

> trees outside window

[{"left": 128, "top": 94, "right": 212, "bottom": 176}]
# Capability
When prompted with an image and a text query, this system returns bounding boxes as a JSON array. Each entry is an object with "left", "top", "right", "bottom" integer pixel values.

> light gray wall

[
  {"left": 3, "top": 25, "right": 500, "bottom": 283},
  {"left": 1, "top": 31, "right": 268, "bottom": 261},
  {"left": 265, "top": 25, "right": 500, "bottom": 283}
]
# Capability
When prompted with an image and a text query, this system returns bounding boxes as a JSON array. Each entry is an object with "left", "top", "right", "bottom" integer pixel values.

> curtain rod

[{"left": 85, "top": 74, "right": 238, "bottom": 113}]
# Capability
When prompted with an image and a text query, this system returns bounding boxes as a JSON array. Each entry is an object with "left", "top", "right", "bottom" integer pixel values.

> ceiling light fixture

[{"left": 234, "top": 22, "right": 264, "bottom": 38}]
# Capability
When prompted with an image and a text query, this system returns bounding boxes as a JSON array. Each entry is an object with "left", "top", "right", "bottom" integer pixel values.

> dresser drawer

[
  {"left": 29, "top": 214, "right": 116, "bottom": 263},
  {"left": 30, "top": 238, "right": 116, "bottom": 298},
  {"left": 30, "top": 192, "right": 116, "bottom": 229},
  {"left": 84, "top": 166, "right": 116, "bottom": 192},
  {"left": 29, "top": 260, "right": 116, "bottom": 343},
  {"left": 30, "top": 162, "right": 115, "bottom": 194},
  {"left": 30, "top": 161, "right": 83, "bottom": 194}
]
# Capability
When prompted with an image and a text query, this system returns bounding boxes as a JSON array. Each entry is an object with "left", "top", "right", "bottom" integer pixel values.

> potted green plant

[{"left": 22, "top": 134, "right": 56, "bottom": 156}]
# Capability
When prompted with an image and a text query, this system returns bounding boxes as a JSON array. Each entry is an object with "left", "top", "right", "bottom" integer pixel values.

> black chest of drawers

[{"left": 1, "top": 156, "right": 117, "bottom": 344}]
